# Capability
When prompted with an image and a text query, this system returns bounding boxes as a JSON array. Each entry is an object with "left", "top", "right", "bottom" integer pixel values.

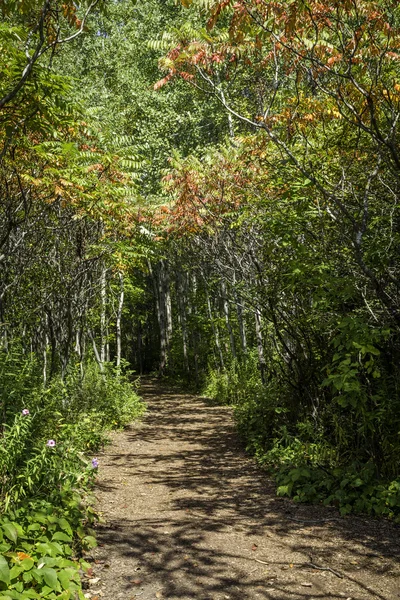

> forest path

[{"left": 90, "top": 379, "right": 400, "bottom": 600}]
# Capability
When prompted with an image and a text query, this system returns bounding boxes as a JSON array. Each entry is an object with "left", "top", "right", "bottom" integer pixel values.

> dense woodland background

[{"left": 1, "top": 1, "right": 400, "bottom": 596}]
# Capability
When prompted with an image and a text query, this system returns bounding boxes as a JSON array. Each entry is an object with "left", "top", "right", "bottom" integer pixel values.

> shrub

[{"left": 0, "top": 352, "right": 145, "bottom": 597}]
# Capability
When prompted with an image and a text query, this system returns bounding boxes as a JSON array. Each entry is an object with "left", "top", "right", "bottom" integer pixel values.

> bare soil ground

[{"left": 88, "top": 379, "right": 400, "bottom": 600}]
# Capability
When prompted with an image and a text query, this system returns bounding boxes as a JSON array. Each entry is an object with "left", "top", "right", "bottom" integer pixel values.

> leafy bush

[
  {"left": 0, "top": 494, "right": 97, "bottom": 599},
  {"left": 0, "top": 352, "right": 145, "bottom": 598},
  {"left": 204, "top": 353, "right": 400, "bottom": 521},
  {"left": 203, "top": 351, "right": 266, "bottom": 405}
]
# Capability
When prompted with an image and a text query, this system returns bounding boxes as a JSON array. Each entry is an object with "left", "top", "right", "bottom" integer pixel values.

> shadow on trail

[{"left": 96, "top": 381, "right": 400, "bottom": 600}]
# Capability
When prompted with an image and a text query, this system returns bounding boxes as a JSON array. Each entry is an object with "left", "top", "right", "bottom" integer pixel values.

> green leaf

[
  {"left": 38, "top": 587, "right": 53, "bottom": 597},
  {"left": 20, "top": 558, "right": 34, "bottom": 571},
  {"left": 3, "top": 523, "right": 18, "bottom": 544},
  {"left": 0, "top": 556, "right": 10, "bottom": 585},
  {"left": 10, "top": 523, "right": 25, "bottom": 538},
  {"left": 9, "top": 565, "right": 24, "bottom": 580},
  {"left": 57, "top": 519, "right": 72, "bottom": 537},
  {"left": 52, "top": 532, "right": 71, "bottom": 543},
  {"left": 57, "top": 569, "right": 72, "bottom": 591},
  {"left": 42, "top": 567, "right": 59, "bottom": 591},
  {"left": 22, "top": 571, "right": 33, "bottom": 583}
]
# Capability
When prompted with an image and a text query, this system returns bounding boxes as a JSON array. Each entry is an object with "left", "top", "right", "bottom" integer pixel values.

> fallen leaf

[
  {"left": 252, "top": 544, "right": 258, "bottom": 551},
  {"left": 289, "top": 564, "right": 294, "bottom": 568}
]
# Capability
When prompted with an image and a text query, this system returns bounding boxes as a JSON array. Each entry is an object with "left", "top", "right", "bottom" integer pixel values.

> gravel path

[{"left": 89, "top": 379, "right": 400, "bottom": 600}]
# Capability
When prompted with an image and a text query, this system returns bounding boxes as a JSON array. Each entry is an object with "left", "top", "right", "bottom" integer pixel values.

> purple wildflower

[
  {"left": 21, "top": 409, "right": 30, "bottom": 416},
  {"left": 91, "top": 458, "right": 99, "bottom": 469},
  {"left": 46, "top": 439, "right": 56, "bottom": 448}
]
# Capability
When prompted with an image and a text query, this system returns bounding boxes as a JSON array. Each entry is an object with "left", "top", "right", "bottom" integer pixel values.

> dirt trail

[{"left": 90, "top": 380, "right": 400, "bottom": 600}]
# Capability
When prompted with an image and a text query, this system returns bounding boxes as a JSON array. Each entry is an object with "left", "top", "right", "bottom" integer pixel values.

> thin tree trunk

[
  {"left": 158, "top": 263, "right": 167, "bottom": 375},
  {"left": 100, "top": 265, "right": 107, "bottom": 364},
  {"left": 164, "top": 261, "right": 173, "bottom": 348},
  {"left": 148, "top": 260, "right": 167, "bottom": 375},
  {"left": 89, "top": 329, "right": 104, "bottom": 373},
  {"left": 234, "top": 291, "right": 247, "bottom": 354},
  {"left": 177, "top": 272, "right": 189, "bottom": 373},
  {"left": 206, "top": 290, "right": 225, "bottom": 369},
  {"left": 255, "top": 308, "right": 267, "bottom": 384},
  {"left": 221, "top": 280, "right": 236, "bottom": 359},
  {"left": 137, "top": 325, "right": 143, "bottom": 375},
  {"left": 116, "top": 271, "right": 124, "bottom": 369},
  {"left": 43, "top": 333, "right": 48, "bottom": 388},
  {"left": 75, "top": 328, "right": 84, "bottom": 380}
]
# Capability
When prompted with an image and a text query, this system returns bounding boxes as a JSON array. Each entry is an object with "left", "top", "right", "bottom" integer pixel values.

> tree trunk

[
  {"left": 116, "top": 271, "right": 124, "bottom": 369},
  {"left": 221, "top": 280, "right": 236, "bottom": 359},
  {"left": 255, "top": 308, "right": 267, "bottom": 384},
  {"left": 158, "top": 262, "right": 167, "bottom": 375},
  {"left": 100, "top": 265, "right": 107, "bottom": 364},
  {"left": 235, "top": 291, "right": 247, "bottom": 354},
  {"left": 177, "top": 272, "right": 189, "bottom": 373},
  {"left": 89, "top": 329, "right": 104, "bottom": 373},
  {"left": 206, "top": 290, "right": 225, "bottom": 369}
]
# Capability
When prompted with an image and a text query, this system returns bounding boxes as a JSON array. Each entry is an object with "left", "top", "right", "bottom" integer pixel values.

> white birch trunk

[
  {"left": 100, "top": 265, "right": 106, "bottom": 364},
  {"left": 116, "top": 271, "right": 124, "bottom": 369}
]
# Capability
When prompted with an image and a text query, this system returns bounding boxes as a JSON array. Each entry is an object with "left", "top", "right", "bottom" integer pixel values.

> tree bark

[
  {"left": 116, "top": 271, "right": 124, "bottom": 369},
  {"left": 221, "top": 280, "right": 236, "bottom": 359},
  {"left": 255, "top": 308, "right": 267, "bottom": 384}
]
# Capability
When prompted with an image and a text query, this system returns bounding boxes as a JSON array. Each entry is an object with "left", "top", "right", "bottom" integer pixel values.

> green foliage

[
  {"left": 204, "top": 351, "right": 285, "bottom": 451},
  {"left": 272, "top": 448, "right": 400, "bottom": 521},
  {"left": 0, "top": 351, "right": 144, "bottom": 596},
  {"left": 0, "top": 355, "right": 144, "bottom": 511},
  {"left": 0, "top": 496, "right": 96, "bottom": 598},
  {"left": 204, "top": 353, "right": 400, "bottom": 520}
]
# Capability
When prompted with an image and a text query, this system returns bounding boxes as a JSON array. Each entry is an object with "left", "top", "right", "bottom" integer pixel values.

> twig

[
  {"left": 304, "top": 562, "right": 343, "bottom": 579},
  {"left": 253, "top": 558, "right": 269, "bottom": 565}
]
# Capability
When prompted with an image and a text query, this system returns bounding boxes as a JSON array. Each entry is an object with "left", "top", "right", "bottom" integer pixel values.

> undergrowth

[
  {"left": 0, "top": 351, "right": 145, "bottom": 599},
  {"left": 203, "top": 351, "right": 400, "bottom": 522}
]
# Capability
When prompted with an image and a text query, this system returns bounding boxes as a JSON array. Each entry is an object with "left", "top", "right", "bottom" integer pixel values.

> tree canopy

[{"left": 1, "top": 0, "right": 400, "bottom": 553}]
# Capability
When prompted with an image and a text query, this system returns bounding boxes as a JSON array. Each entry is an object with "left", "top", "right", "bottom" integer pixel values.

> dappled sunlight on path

[{"left": 91, "top": 380, "right": 400, "bottom": 600}]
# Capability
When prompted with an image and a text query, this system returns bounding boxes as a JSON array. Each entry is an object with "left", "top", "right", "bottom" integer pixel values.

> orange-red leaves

[{"left": 206, "top": 0, "right": 231, "bottom": 32}]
